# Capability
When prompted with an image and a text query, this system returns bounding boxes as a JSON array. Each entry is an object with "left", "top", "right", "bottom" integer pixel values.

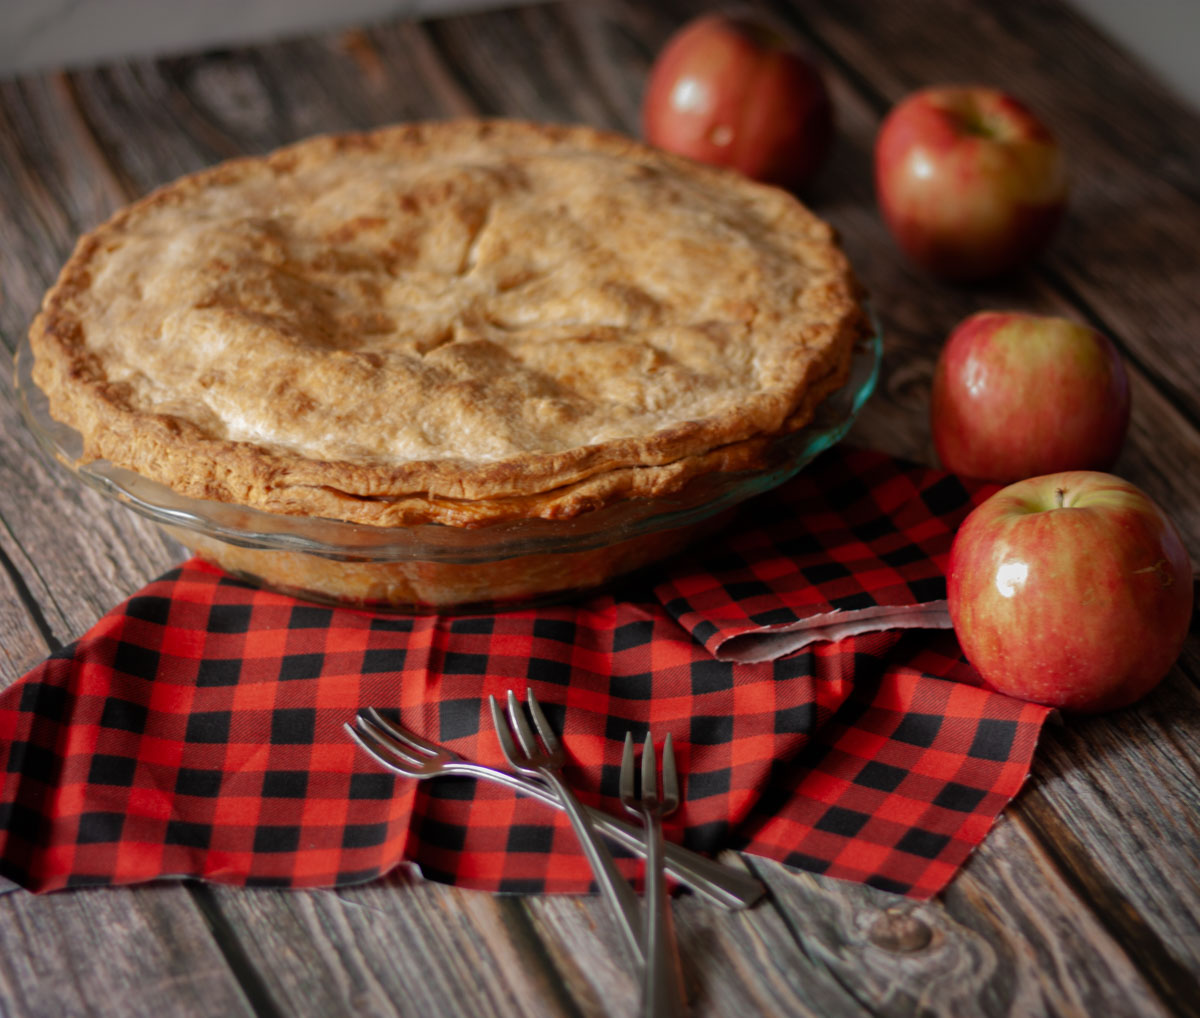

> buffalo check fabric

[
  {"left": 657, "top": 448, "right": 997, "bottom": 662},
  {"left": 0, "top": 448, "right": 1052, "bottom": 899}
]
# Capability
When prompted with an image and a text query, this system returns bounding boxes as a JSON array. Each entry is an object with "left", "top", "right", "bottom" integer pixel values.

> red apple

[
  {"left": 931, "top": 310, "right": 1131, "bottom": 482},
  {"left": 642, "top": 13, "right": 834, "bottom": 191},
  {"left": 948, "top": 472, "right": 1193, "bottom": 712},
  {"left": 875, "top": 86, "right": 1067, "bottom": 279}
]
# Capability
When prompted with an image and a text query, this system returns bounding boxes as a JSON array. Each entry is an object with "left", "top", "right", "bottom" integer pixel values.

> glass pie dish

[{"left": 16, "top": 316, "right": 881, "bottom": 613}]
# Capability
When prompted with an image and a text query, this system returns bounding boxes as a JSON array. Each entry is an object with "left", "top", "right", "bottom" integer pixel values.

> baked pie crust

[{"left": 31, "top": 119, "right": 866, "bottom": 530}]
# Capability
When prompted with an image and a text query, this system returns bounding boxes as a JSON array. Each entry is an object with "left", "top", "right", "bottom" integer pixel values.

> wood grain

[
  {"left": 197, "top": 872, "right": 605, "bottom": 1018},
  {"left": 0, "top": 883, "right": 259, "bottom": 1018},
  {"left": 747, "top": 820, "right": 1175, "bottom": 1018}
]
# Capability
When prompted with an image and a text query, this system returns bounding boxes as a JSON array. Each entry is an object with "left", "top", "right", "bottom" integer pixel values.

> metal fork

[
  {"left": 489, "top": 689, "right": 644, "bottom": 966},
  {"left": 346, "top": 708, "right": 765, "bottom": 911},
  {"left": 622, "top": 733, "right": 687, "bottom": 1017}
]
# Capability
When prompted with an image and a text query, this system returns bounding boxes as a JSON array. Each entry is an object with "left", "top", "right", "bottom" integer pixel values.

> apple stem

[{"left": 1055, "top": 487, "right": 1066, "bottom": 508}]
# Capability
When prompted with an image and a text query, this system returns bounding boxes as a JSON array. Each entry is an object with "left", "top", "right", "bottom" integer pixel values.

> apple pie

[{"left": 29, "top": 119, "right": 867, "bottom": 605}]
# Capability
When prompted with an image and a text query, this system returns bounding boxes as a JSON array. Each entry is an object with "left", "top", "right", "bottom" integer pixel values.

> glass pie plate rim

[{"left": 15, "top": 311, "right": 882, "bottom": 566}]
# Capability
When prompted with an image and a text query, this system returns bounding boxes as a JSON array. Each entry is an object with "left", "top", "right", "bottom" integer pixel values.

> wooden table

[{"left": 1, "top": 1, "right": 1197, "bottom": 1015}]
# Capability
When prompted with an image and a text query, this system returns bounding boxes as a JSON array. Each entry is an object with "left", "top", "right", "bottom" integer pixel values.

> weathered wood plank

[
  {"left": 528, "top": 867, "right": 883, "bottom": 1018},
  {"left": 423, "top": 4, "right": 627, "bottom": 128},
  {"left": 0, "top": 73, "right": 184, "bottom": 651},
  {"left": 0, "top": 320, "right": 190, "bottom": 653},
  {"left": 0, "top": 360, "right": 182, "bottom": 655},
  {"left": 1012, "top": 681, "right": 1200, "bottom": 995},
  {"left": 0, "top": 79, "right": 119, "bottom": 351},
  {"left": 947, "top": 814, "right": 1176, "bottom": 1018},
  {"left": 202, "top": 871, "right": 629, "bottom": 1018},
  {"left": 208, "top": 858, "right": 908, "bottom": 1018},
  {"left": 745, "top": 812, "right": 1175, "bottom": 1018},
  {"left": 0, "top": 540, "right": 64, "bottom": 676},
  {"left": 0, "top": 884, "right": 258, "bottom": 1018}
]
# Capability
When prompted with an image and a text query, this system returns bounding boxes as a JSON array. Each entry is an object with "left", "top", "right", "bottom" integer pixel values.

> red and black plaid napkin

[{"left": 0, "top": 448, "right": 1051, "bottom": 899}]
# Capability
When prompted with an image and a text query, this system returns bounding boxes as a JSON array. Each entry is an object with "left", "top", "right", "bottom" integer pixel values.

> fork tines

[
  {"left": 345, "top": 710, "right": 442, "bottom": 777},
  {"left": 660, "top": 734, "right": 678, "bottom": 812},
  {"left": 497, "top": 688, "right": 561, "bottom": 761},
  {"left": 620, "top": 732, "right": 679, "bottom": 812}
]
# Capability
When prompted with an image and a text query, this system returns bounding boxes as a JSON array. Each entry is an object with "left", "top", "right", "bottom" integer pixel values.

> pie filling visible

[{"left": 30, "top": 119, "right": 867, "bottom": 528}]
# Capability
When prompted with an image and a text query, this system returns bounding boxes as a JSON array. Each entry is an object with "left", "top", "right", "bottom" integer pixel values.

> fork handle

[
  {"left": 539, "top": 768, "right": 645, "bottom": 967},
  {"left": 448, "top": 762, "right": 764, "bottom": 910},
  {"left": 642, "top": 808, "right": 688, "bottom": 1017},
  {"left": 595, "top": 808, "right": 762, "bottom": 914}
]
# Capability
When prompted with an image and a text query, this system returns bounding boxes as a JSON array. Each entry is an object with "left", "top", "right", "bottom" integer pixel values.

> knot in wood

[{"left": 866, "top": 908, "right": 933, "bottom": 953}]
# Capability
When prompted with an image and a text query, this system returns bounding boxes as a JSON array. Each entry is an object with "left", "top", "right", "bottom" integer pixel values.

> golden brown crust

[{"left": 30, "top": 119, "right": 865, "bottom": 527}]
